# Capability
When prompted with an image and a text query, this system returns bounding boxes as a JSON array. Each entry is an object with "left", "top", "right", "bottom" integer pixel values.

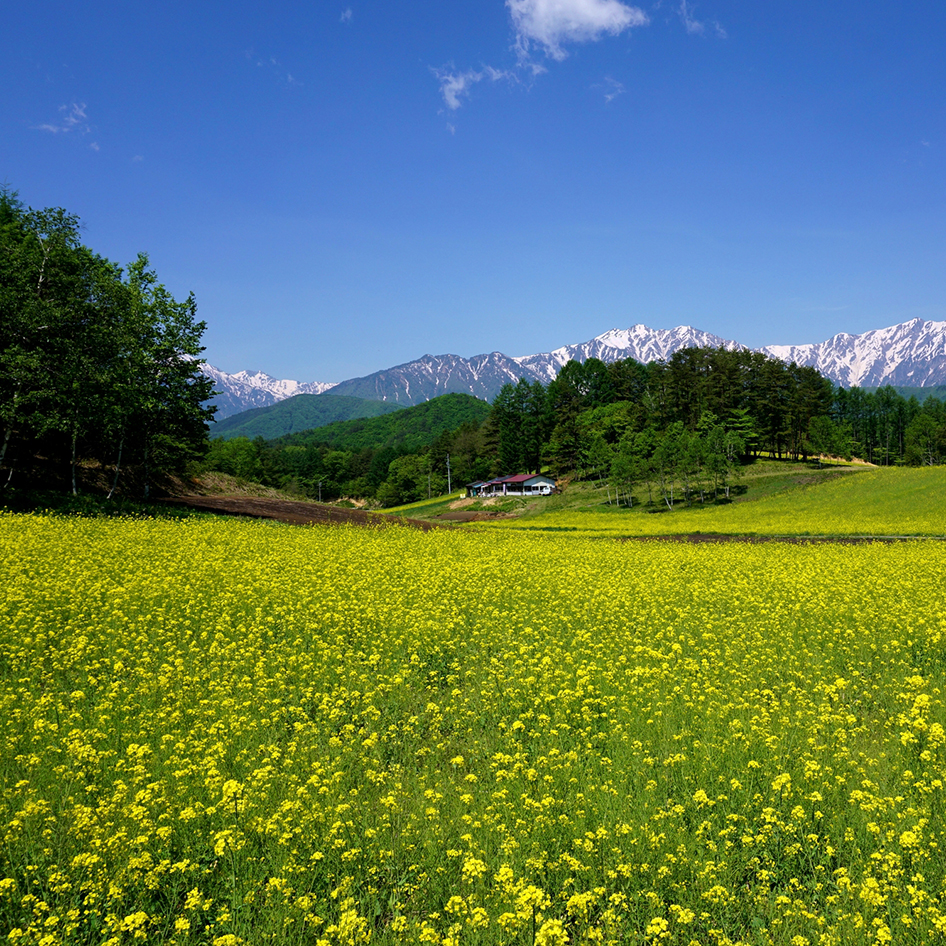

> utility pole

[
  {"left": 446, "top": 453, "right": 452, "bottom": 494},
  {"left": 318, "top": 480, "right": 322, "bottom": 503}
]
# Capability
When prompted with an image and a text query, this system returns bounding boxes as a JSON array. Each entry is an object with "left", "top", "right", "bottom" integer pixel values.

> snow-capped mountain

[
  {"left": 204, "top": 318, "right": 946, "bottom": 416},
  {"left": 761, "top": 318, "right": 946, "bottom": 388},
  {"left": 515, "top": 325, "right": 744, "bottom": 383},
  {"left": 202, "top": 364, "right": 336, "bottom": 419},
  {"left": 317, "top": 326, "right": 747, "bottom": 406},
  {"left": 325, "top": 352, "right": 535, "bottom": 404}
]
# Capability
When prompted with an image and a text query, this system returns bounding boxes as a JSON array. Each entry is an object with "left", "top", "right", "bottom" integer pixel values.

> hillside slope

[
  {"left": 277, "top": 392, "right": 492, "bottom": 453},
  {"left": 211, "top": 394, "right": 402, "bottom": 440}
]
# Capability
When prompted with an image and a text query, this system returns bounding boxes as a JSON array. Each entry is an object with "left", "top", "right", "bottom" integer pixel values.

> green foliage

[
  {"left": 279, "top": 392, "right": 491, "bottom": 453},
  {"left": 204, "top": 437, "right": 265, "bottom": 481},
  {"left": 491, "top": 379, "right": 550, "bottom": 474},
  {"left": 835, "top": 384, "right": 946, "bottom": 465},
  {"left": 212, "top": 394, "right": 403, "bottom": 441},
  {"left": 201, "top": 394, "right": 493, "bottom": 504},
  {"left": 376, "top": 454, "right": 445, "bottom": 507},
  {"left": 0, "top": 187, "right": 214, "bottom": 497}
]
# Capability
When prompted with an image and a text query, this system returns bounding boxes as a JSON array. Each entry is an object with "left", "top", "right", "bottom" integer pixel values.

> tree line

[
  {"left": 206, "top": 346, "right": 946, "bottom": 508},
  {"left": 0, "top": 189, "right": 214, "bottom": 496},
  {"left": 490, "top": 348, "right": 946, "bottom": 507},
  {"left": 206, "top": 396, "right": 494, "bottom": 506}
]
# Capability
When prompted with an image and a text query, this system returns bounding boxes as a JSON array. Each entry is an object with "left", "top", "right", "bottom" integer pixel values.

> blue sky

[{"left": 3, "top": 1, "right": 945, "bottom": 383}]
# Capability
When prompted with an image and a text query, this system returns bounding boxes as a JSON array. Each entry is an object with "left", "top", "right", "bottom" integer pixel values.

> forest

[
  {"left": 0, "top": 189, "right": 214, "bottom": 496},
  {"left": 206, "top": 347, "right": 946, "bottom": 507}
]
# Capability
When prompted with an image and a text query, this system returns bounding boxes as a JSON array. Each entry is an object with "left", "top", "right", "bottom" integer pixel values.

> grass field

[
  {"left": 2, "top": 502, "right": 946, "bottom": 944},
  {"left": 516, "top": 466, "right": 946, "bottom": 537},
  {"left": 396, "top": 466, "right": 946, "bottom": 538}
]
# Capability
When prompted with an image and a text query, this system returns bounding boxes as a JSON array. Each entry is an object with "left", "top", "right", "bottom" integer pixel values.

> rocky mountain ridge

[
  {"left": 201, "top": 364, "right": 337, "bottom": 418},
  {"left": 204, "top": 318, "right": 946, "bottom": 416},
  {"left": 762, "top": 318, "right": 946, "bottom": 388}
]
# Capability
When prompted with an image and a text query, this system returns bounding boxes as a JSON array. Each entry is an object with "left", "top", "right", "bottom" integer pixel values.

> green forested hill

[
  {"left": 211, "top": 394, "right": 403, "bottom": 440},
  {"left": 882, "top": 385, "right": 946, "bottom": 402},
  {"left": 277, "top": 393, "right": 492, "bottom": 453}
]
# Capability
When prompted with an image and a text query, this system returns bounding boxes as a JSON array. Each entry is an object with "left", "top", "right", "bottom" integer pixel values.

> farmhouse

[{"left": 466, "top": 474, "right": 556, "bottom": 498}]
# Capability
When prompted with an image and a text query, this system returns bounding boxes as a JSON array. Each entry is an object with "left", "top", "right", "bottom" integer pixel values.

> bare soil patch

[{"left": 166, "top": 495, "right": 447, "bottom": 531}]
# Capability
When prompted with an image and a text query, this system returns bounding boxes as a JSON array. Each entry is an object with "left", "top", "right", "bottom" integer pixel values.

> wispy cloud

[
  {"left": 340, "top": 8, "right": 352, "bottom": 23},
  {"left": 677, "top": 1, "right": 726, "bottom": 38},
  {"left": 34, "top": 102, "right": 90, "bottom": 134},
  {"left": 89, "top": 141, "right": 100, "bottom": 152},
  {"left": 678, "top": 0, "right": 702, "bottom": 34},
  {"left": 508, "top": 0, "right": 649, "bottom": 61},
  {"left": 600, "top": 77, "right": 625, "bottom": 102},
  {"left": 245, "top": 49, "right": 301, "bottom": 86},
  {"left": 434, "top": 65, "right": 515, "bottom": 111}
]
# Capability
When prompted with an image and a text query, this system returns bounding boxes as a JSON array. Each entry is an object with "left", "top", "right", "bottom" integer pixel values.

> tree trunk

[
  {"left": 0, "top": 425, "right": 11, "bottom": 473},
  {"left": 107, "top": 434, "right": 124, "bottom": 501},
  {"left": 1, "top": 389, "right": 20, "bottom": 478},
  {"left": 71, "top": 430, "right": 78, "bottom": 496}
]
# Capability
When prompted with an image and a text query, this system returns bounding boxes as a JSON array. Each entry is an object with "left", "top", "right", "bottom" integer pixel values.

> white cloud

[
  {"left": 34, "top": 102, "right": 90, "bottom": 134},
  {"left": 89, "top": 141, "right": 100, "bottom": 151},
  {"left": 507, "top": 0, "right": 648, "bottom": 61},
  {"left": 601, "top": 77, "right": 625, "bottom": 102},
  {"left": 433, "top": 1, "right": 643, "bottom": 115},
  {"left": 677, "top": 2, "right": 726, "bottom": 38},
  {"left": 678, "top": 1, "right": 703, "bottom": 34},
  {"left": 434, "top": 65, "right": 514, "bottom": 110},
  {"left": 340, "top": 8, "right": 352, "bottom": 22}
]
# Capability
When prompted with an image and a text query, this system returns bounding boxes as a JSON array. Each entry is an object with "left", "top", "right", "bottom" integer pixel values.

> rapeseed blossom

[{"left": 1, "top": 511, "right": 945, "bottom": 943}]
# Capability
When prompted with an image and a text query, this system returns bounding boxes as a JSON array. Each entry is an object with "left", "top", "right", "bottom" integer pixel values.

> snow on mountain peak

[
  {"left": 761, "top": 318, "right": 946, "bottom": 387},
  {"left": 204, "top": 317, "right": 946, "bottom": 417}
]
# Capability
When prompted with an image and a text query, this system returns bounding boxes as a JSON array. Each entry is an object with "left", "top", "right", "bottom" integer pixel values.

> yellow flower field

[{"left": 2, "top": 511, "right": 946, "bottom": 944}]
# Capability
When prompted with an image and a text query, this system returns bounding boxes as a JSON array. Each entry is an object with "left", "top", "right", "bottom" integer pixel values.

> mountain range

[
  {"left": 204, "top": 318, "right": 946, "bottom": 418},
  {"left": 201, "top": 365, "right": 336, "bottom": 418}
]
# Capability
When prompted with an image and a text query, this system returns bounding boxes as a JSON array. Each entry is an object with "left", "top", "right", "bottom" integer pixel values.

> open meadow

[
  {"left": 2, "top": 494, "right": 946, "bottom": 944},
  {"left": 472, "top": 467, "right": 946, "bottom": 538}
]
